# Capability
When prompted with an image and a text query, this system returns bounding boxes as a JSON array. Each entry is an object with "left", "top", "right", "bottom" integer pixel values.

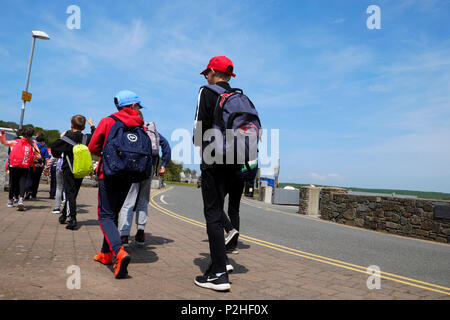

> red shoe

[
  {"left": 94, "top": 251, "right": 113, "bottom": 265},
  {"left": 113, "top": 247, "right": 131, "bottom": 279}
]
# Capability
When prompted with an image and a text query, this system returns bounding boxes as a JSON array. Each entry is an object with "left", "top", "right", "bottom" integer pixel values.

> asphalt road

[{"left": 152, "top": 185, "right": 450, "bottom": 289}]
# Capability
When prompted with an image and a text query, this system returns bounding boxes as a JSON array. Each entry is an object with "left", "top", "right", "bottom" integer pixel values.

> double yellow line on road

[{"left": 149, "top": 187, "right": 450, "bottom": 297}]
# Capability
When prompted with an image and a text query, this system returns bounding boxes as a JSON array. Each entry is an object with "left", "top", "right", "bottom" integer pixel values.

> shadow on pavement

[
  {"left": 104, "top": 264, "right": 134, "bottom": 280},
  {"left": 193, "top": 252, "right": 249, "bottom": 275},
  {"left": 201, "top": 240, "right": 251, "bottom": 251},
  {"left": 147, "top": 234, "right": 174, "bottom": 246},
  {"left": 125, "top": 234, "right": 174, "bottom": 264},
  {"left": 236, "top": 240, "right": 250, "bottom": 251},
  {"left": 77, "top": 219, "right": 99, "bottom": 227},
  {"left": 126, "top": 245, "right": 159, "bottom": 264},
  {"left": 24, "top": 205, "right": 49, "bottom": 210},
  {"left": 76, "top": 203, "right": 93, "bottom": 214},
  {"left": 77, "top": 203, "right": 92, "bottom": 208}
]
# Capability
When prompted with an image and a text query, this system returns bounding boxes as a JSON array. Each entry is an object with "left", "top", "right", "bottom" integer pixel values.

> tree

[
  {"left": 45, "top": 130, "right": 62, "bottom": 145},
  {"left": 164, "top": 160, "right": 183, "bottom": 182},
  {"left": 1, "top": 120, "right": 61, "bottom": 145}
]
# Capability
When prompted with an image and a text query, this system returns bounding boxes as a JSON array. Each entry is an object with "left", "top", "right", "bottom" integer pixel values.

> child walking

[
  {"left": 1, "top": 127, "right": 39, "bottom": 211},
  {"left": 51, "top": 115, "right": 93, "bottom": 230},
  {"left": 47, "top": 155, "right": 65, "bottom": 214},
  {"left": 118, "top": 111, "right": 171, "bottom": 247},
  {"left": 89, "top": 90, "right": 152, "bottom": 279}
]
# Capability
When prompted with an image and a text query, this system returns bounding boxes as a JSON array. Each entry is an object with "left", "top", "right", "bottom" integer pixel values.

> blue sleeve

[
  {"left": 45, "top": 147, "right": 51, "bottom": 159},
  {"left": 40, "top": 146, "right": 51, "bottom": 159},
  {"left": 158, "top": 133, "right": 171, "bottom": 167}
]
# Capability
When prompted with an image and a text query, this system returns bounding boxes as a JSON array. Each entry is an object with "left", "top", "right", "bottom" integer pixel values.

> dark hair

[
  {"left": 121, "top": 104, "right": 135, "bottom": 110},
  {"left": 14, "top": 128, "right": 23, "bottom": 138},
  {"left": 71, "top": 115, "right": 86, "bottom": 131},
  {"left": 21, "top": 127, "right": 34, "bottom": 139},
  {"left": 36, "top": 136, "right": 46, "bottom": 143},
  {"left": 213, "top": 69, "right": 232, "bottom": 81}
]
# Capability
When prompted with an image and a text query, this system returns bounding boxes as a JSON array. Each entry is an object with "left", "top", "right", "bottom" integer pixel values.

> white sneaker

[
  {"left": 226, "top": 264, "right": 234, "bottom": 274},
  {"left": 194, "top": 273, "right": 231, "bottom": 292},
  {"left": 226, "top": 248, "right": 239, "bottom": 254},
  {"left": 225, "top": 229, "right": 239, "bottom": 246}
]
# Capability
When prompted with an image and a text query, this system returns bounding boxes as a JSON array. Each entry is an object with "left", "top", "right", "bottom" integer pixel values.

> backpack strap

[
  {"left": 81, "top": 134, "right": 88, "bottom": 146},
  {"left": 61, "top": 136, "right": 77, "bottom": 146},
  {"left": 203, "top": 84, "right": 227, "bottom": 95},
  {"left": 60, "top": 136, "right": 75, "bottom": 173},
  {"left": 109, "top": 115, "right": 120, "bottom": 123},
  {"left": 204, "top": 84, "right": 243, "bottom": 95},
  {"left": 98, "top": 116, "right": 120, "bottom": 177},
  {"left": 61, "top": 134, "right": 88, "bottom": 146}
]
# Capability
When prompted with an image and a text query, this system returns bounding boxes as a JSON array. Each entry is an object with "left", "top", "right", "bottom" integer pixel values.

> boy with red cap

[
  {"left": 88, "top": 90, "right": 150, "bottom": 279},
  {"left": 193, "top": 56, "right": 245, "bottom": 291}
]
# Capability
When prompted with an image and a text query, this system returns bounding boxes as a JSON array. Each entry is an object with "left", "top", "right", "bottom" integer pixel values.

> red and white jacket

[{"left": 88, "top": 108, "right": 144, "bottom": 180}]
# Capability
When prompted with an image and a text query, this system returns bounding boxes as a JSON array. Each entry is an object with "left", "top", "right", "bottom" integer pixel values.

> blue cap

[{"left": 114, "top": 90, "right": 148, "bottom": 109}]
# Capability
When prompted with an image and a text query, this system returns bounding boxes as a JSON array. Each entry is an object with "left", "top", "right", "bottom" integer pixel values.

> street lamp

[{"left": 19, "top": 30, "right": 50, "bottom": 129}]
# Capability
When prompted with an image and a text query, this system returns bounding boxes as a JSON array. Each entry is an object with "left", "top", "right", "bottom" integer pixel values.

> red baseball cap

[{"left": 200, "top": 56, "right": 236, "bottom": 77}]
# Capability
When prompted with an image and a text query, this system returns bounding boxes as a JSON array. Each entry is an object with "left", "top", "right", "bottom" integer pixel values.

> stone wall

[
  {"left": 299, "top": 186, "right": 346, "bottom": 216},
  {"left": 319, "top": 189, "right": 450, "bottom": 244},
  {"left": 298, "top": 187, "right": 310, "bottom": 215},
  {"left": 0, "top": 144, "right": 7, "bottom": 191}
]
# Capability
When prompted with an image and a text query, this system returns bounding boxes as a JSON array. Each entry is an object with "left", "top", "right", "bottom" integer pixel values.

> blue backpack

[
  {"left": 204, "top": 84, "right": 261, "bottom": 181},
  {"left": 101, "top": 115, "right": 152, "bottom": 182}
]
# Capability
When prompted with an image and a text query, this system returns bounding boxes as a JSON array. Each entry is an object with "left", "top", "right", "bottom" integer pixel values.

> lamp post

[{"left": 19, "top": 30, "right": 50, "bottom": 129}]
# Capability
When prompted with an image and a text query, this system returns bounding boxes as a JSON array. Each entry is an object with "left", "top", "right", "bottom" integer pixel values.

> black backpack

[{"left": 204, "top": 84, "right": 261, "bottom": 181}]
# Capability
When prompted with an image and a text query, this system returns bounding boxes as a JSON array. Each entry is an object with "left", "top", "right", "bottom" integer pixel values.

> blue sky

[{"left": 1, "top": 0, "right": 449, "bottom": 192}]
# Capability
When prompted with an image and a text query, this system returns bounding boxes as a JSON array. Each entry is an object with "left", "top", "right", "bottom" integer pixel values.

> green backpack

[{"left": 61, "top": 135, "right": 93, "bottom": 179}]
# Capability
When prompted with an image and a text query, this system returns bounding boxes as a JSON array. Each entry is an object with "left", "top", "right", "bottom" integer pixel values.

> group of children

[
  {"left": 1, "top": 92, "right": 171, "bottom": 278},
  {"left": 1, "top": 55, "right": 253, "bottom": 290},
  {"left": 1, "top": 128, "right": 53, "bottom": 210},
  {"left": 1, "top": 127, "right": 39, "bottom": 211}
]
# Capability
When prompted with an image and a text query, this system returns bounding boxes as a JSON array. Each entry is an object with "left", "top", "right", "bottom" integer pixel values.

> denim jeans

[{"left": 119, "top": 171, "right": 152, "bottom": 236}]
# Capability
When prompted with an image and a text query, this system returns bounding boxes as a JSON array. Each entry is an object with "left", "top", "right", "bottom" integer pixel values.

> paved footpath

[{"left": 0, "top": 184, "right": 449, "bottom": 300}]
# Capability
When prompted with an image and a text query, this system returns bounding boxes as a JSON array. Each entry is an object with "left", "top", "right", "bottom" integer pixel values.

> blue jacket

[
  {"left": 158, "top": 133, "right": 171, "bottom": 167},
  {"left": 37, "top": 143, "right": 51, "bottom": 160}
]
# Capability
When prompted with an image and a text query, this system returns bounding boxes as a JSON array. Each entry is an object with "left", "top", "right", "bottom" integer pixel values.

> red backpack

[{"left": 9, "top": 138, "right": 34, "bottom": 168}]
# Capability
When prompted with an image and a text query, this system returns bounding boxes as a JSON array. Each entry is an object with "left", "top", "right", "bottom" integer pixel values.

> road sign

[{"left": 22, "top": 91, "right": 32, "bottom": 102}]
